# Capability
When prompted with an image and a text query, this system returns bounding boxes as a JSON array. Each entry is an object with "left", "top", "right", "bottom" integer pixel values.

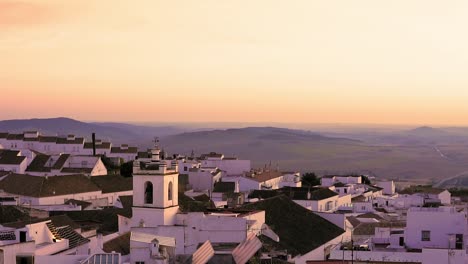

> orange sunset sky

[{"left": 1, "top": 0, "right": 468, "bottom": 125}]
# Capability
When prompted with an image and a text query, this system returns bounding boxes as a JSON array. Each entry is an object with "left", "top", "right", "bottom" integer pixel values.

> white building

[
  {"left": 0, "top": 173, "right": 131, "bottom": 207},
  {"left": 187, "top": 167, "right": 222, "bottom": 192},
  {"left": 330, "top": 206, "right": 468, "bottom": 264},
  {"left": 321, "top": 175, "right": 363, "bottom": 187},
  {"left": 198, "top": 152, "right": 251, "bottom": 176},
  {"left": 376, "top": 180, "right": 396, "bottom": 195},
  {"left": 223, "top": 169, "right": 301, "bottom": 192},
  {"left": 25, "top": 153, "right": 107, "bottom": 177},
  {"left": 405, "top": 207, "right": 466, "bottom": 250},
  {"left": 0, "top": 131, "right": 138, "bottom": 163}
]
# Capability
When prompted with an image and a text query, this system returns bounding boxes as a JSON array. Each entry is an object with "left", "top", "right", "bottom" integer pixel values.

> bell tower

[{"left": 132, "top": 138, "right": 179, "bottom": 227}]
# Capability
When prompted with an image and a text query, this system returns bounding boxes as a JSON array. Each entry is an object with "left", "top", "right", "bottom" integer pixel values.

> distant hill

[
  {"left": 405, "top": 126, "right": 450, "bottom": 137},
  {"left": 161, "top": 126, "right": 361, "bottom": 167},
  {"left": 0, "top": 117, "right": 186, "bottom": 144}
]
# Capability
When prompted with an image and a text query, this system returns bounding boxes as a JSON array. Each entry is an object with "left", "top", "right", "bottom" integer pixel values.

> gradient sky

[{"left": 2, "top": 0, "right": 468, "bottom": 125}]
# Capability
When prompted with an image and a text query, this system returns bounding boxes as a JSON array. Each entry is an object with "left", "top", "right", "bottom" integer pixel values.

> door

[
  {"left": 19, "top": 231, "right": 26, "bottom": 243},
  {"left": 399, "top": 237, "right": 404, "bottom": 246}
]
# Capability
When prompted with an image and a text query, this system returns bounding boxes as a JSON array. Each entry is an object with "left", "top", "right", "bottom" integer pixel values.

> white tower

[{"left": 132, "top": 139, "right": 179, "bottom": 227}]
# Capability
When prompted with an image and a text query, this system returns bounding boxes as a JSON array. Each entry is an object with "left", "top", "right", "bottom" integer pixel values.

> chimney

[{"left": 92, "top": 133, "right": 96, "bottom": 156}]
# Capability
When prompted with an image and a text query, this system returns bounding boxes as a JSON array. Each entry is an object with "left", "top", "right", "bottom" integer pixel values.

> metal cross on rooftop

[{"left": 153, "top": 137, "right": 160, "bottom": 148}]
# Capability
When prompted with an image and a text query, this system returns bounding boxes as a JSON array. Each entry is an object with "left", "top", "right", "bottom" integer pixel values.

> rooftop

[
  {"left": 241, "top": 195, "right": 345, "bottom": 256},
  {"left": 0, "top": 150, "right": 26, "bottom": 165},
  {"left": 0, "top": 173, "right": 101, "bottom": 197},
  {"left": 249, "top": 187, "right": 338, "bottom": 201}
]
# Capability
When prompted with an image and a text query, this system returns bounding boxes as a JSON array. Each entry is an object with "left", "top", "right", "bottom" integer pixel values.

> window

[
  {"left": 144, "top": 182, "right": 153, "bottom": 204},
  {"left": 168, "top": 181, "right": 173, "bottom": 201},
  {"left": 344, "top": 189, "right": 347, "bottom": 193},
  {"left": 421, "top": 230, "right": 431, "bottom": 241},
  {"left": 184, "top": 166, "right": 188, "bottom": 171},
  {"left": 361, "top": 206, "right": 366, "bottom": 210},
  {"left": 136, "top": 262, "right": 145, "bottom": 264}
]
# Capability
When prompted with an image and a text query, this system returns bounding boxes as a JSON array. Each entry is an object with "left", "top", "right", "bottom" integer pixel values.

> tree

[
  {"left": 120, "top": 161, "right": 134, "bottom": 177},
  {"left": 301, "top": 172, "right": 320, "bottom": 187},
  {"left": 361, "top": 175, "right": 371, "bottom": 185}
]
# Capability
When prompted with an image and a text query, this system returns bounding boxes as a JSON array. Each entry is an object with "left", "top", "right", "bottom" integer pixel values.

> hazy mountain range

[{"left": 2, "top": 118, "right": 468, "bottom": 187}]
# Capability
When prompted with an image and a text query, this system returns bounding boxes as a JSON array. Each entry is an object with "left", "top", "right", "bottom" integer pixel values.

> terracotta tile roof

[{"left": 0, "top": 173, "right": 101, "bottom": 197}]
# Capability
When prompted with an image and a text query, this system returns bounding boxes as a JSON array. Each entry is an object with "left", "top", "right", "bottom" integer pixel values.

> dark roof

[
  {"left": 26, "top": 154, "right": 52, "bottom": 172},
  {"left": 103, "top": 232, "right": 130, "bottom": 255},
  {"left": 0, "top": 174, "right": 101, "bottom": 197},
  {"left": 0, "top": 150, "right": 26, "bottom": 165},
  {"left": 137, "top": 151, "right": 151, "bottom": 159},
  {"left": 213, "top": 182, "right": 235, "bottom": 193},
  {"left": 241, "top": 195, "right": 345, "bottom": 256},
  {"left": 90, "top": 175, "right": 133, "bottom": 193},
  {"left": 356, "top": 213, "right": 383, "bottom": 220},
  {"left": 249, "top": 187, "right": 338, "bottom": 201},
  {"left": 247, "top": 170, "right": 283, "bottom": 183},
  {"left": 0, "top": 133, "right": 8, "bottom": 139},
  {"left": 39, "top": 136, "right": 58, "bottom": 143},
  {"left": 50, "top": 207, "right": 132, "bottom": 234},
  {"left": 49, "top": 215, "right": 81, "bottom": 230},
  {"left": 116, "top": 195, "right": 133, "bottom": 210},
  {"left": 52, "top": 154, "right": 70, "bottom": 169},
  {"left": 61, "top": 167, "right": 93, "bottom": 174},
  {"left": 2, "top": 214, "right": 79, "bottom": 230},
  {"left": 333, "top": 182, "right": 347, "bottom": 188},
  {"left": 351, "top": 195, "right": 367, "bottom": 202},
  {"left": 110, "top": 147, "right": 138, "bottom": 154},
  {"left": 0, "top": 206, "right": 34, "bottom": 224},
  {"left": 56, "top": 225, "right": 90, "bottom": 249},
  {"left": 179, "top": 193, "right": 215, "bottom": 213},
  {"left": 353, "top": 222, "right": 406, "bottom": 236},
  {"left": 6, "top": 134, "right": 24, "bottom": 140},
  {"left": 84, "top": 142, "right": 111, "bottom": 149}
]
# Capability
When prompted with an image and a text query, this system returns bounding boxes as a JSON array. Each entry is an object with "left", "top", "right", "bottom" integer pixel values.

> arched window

[
  {"left": 168, "top": 182, "right": 173, "bottom": 201},
  {"left": 145, "top": 182, "right": 153, "bottom": 204}
]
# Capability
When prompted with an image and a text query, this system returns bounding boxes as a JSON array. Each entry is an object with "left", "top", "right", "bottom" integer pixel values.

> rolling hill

[{"left": 0, "top": 117, "right": 186, "bottom": 144}]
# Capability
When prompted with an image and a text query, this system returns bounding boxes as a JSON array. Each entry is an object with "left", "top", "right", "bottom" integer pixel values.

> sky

[{"left": 2, "top": 0, "right": 468, "bottom": 125}]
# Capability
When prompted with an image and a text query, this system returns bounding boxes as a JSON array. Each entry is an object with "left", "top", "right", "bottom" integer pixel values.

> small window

[
  {"left": 168, "top": 182, "right": 173, "bottom": 201},
  {"left": 136, "top": 262, "right": 145, "bottom": 264},
  {"left": 184, "top": 166, "right": 188, "bottom": 171},
  {"left": 344, "top": 189, "right": 347, "bottom": 193},
  {"left": 421, "top": 230, "right": 431, "bottom": 241},
  {"left": 145, "top": 182, "right": 153, "bottom": 204}
]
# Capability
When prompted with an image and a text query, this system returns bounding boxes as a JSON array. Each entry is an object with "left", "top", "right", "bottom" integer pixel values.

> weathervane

[{"left": 153, "top": 136, "right": 160, "bottom": 149}]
